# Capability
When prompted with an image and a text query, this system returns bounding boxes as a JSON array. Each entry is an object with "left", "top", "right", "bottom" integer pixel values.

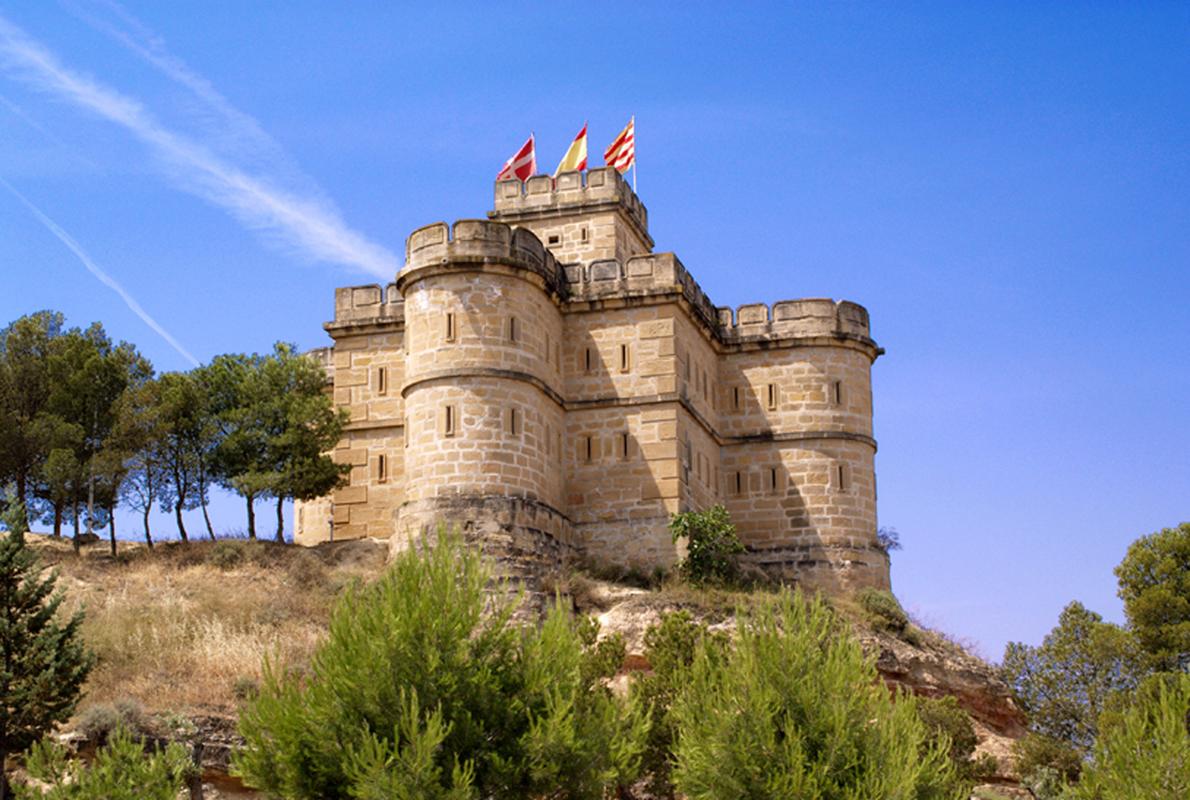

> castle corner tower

[{"left": 296, "top": 168, "right": 890, "bottom": 595}]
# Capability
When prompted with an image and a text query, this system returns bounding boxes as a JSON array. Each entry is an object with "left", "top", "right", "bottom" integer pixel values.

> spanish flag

[{"left": 553, "top": 122, "right": 588, "bottom": 176}]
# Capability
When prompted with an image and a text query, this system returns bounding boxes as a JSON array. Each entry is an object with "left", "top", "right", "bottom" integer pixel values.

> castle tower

[
  {"left": 490, "top": 168, "right": 652, "bottom": 264},
  {"left": 393, "top": 220, "right": 572, "bottom": 566},
  {"left": 296, "top": 167, "right": 889, "bottom": 595}
]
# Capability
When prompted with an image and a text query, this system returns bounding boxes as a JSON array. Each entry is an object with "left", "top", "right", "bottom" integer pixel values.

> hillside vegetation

[{"left": 30, "top": 534, "right": 386, "bottom": 720}]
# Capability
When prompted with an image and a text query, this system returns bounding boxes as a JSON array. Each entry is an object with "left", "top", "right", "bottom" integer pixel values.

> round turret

[{"left": 394, "top": 220, "right": 570, "bottom": 562}]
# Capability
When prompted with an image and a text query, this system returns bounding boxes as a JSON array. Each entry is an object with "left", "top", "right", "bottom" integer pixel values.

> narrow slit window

[
  {"left": 443, "top": 405, "right": 456, "bottom": 437},
  {"left": 733, "top": 386, "right": 741, "bottom": 410},
  {"left": 619, "top": 432, "right": 630, "bottom": 460},
  {"left": 506, "top": 407, "right": 520, "bottom": 436},
  {"left": 508, "top": 316, "right": 518, "bottom": 343},
  {"left": 733, "top": 471, "right": 743, "bottom": 496},
  {"left": 580, "top": 227, "right": 588, "bottom": 242},
  {"left": 768, "top": 467, "right": 778, "bottom": 494},
  {"left": 832, "top": 380, "right": 843, "bottom": 406},
  {"left": 445, "top": 312, "right": 456, "bottom": 341},
  {"left": 377, "top": 453, "right": 388, "bottom": 483},
  {"left": 619, "top": 343, "right": 630, "bottom": 372},
  {"left": 836, "top": 464, "right": 848, "bottom": 492},
  {"left": 376, "top": 367, "right": 387, "bottom": 396},
  {"left": 584, "top": 435, "right": 593, "bottom": 462},
  {"left": 767, "top": 383, "right": 777, "bottom": 410},
  {"left": 584, "top": 347, "right": 593, "bottom": 373}
]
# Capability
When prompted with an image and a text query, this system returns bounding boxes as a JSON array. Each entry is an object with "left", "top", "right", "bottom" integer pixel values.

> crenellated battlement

[
  {"left": 306, "top": 346, "right": 334, "bottom": 386},
  {"left": 492, "top": 167, "right": 648, "bottom": 240},
  {"left": 718, "top": 298, "right": 872, "bottom": 343},
  {"left": 303, "top": 174, "right": 888, "bottom": 595},
  {"left": 330, "top": 282, "right": 404, "bottom": 328},
  {"left": 401, "top": 219, "right": 567, "bottom": 298},
  {"left": 562, "top": 253, "right": 873, "bottom": 347}
]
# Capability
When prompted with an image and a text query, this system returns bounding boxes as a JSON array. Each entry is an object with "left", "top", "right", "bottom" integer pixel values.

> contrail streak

[
  {"left": 0, "top": 91, "right": 100, "bottom": 168},
  {"left": 0, "top": 13, "right": 399, "bottom": 279},
  {"left": 0, "top": 175, "right": 201, "bottom": 367},
  {"left": 64, "top": 0, "right": 296, "bottom": 174}
]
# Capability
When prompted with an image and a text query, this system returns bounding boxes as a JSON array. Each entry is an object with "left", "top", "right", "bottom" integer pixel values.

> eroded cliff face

[{"left": 580, "top": 580, "right": 1027, "bottom": 785}]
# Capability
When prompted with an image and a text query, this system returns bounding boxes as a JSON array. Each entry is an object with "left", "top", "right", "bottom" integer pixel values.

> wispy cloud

[
  {"left": 63, "top": 0, "right": 301, "bottom": 178},
  {"left": 0, "top": 12, "right": 399, "bottom": 279},
  {"left": 0, "top": 174, "right": 200, "bottom": 367}
]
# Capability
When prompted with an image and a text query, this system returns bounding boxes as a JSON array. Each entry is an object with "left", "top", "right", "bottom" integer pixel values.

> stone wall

[{"left": 294, "top": 173, "right": 889, "bottom": 595}]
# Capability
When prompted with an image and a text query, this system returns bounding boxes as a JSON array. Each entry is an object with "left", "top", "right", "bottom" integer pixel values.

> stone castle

[{"left": 295, "top": 167, "right": 889, "bottom": 592}]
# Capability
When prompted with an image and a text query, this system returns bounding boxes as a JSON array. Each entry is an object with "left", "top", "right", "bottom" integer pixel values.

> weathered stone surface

[{"left": 297, "top": 169, "right": 888, "bottom": 593}]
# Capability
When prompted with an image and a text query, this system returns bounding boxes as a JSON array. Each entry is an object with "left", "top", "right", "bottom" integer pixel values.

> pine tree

[{"left": 0, "top": 494, "right": 93, "bottom": 800}]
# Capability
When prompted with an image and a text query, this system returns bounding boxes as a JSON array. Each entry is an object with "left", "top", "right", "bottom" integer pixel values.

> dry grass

[{"left": 27, "top": 534, "right": 386, "bottom": 720}]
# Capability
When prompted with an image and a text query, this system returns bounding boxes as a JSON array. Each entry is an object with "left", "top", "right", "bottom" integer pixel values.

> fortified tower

[{"left": 296, "top": 167, "right": 889, "bottom": 593}]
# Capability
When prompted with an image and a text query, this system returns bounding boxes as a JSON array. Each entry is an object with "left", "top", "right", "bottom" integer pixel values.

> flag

[
  {"left": 496, "top": 134, "right": 536, "bottom": 181},
  {"left": 553, "top": 122, "right": 588, "bottom": 176},
  {"left": 603, "top": 116, "right": 635, "bottom": 174}
]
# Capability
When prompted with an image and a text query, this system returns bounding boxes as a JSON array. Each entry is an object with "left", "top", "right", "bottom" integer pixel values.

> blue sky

[{"left": 1, "top": 2, "right": 1187, "bottom": 659}]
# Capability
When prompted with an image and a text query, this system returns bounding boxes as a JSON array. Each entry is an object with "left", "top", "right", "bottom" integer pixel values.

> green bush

[
  {"left": 75, "top": 699, "right": 148, "bottom": 742},
  {"left": 1071, "top": 671, "right": 1190, "bottom": 795},
  {"left": 858, "top": 587, "right": 910, "bottom": 634},
  {"left": 15, "top": 725, "right": 192, "bottom": 799},
  {"left": 206, "top": 540, "right": 247, "bottom": 570},
  {"left": 669, "top": 589, "right": 963, "bottom": 799},
  {"left": 1069, "top": 672, "right": 1190, "bottom": 799},
  {"left": 916, "top": 695, "right": 995, "bottom": 784},
  {"left": 668, "top": 505, "right": 745, "bottom": 585},
  {"left": 1012, "top": 733, "right": 1081, "bottom": 797},
  {"left": 631, "top": 611, "right": 728, "bottom": 798},
  {"left": 234, "top": 531, "right": 646, "bottom": 799}
]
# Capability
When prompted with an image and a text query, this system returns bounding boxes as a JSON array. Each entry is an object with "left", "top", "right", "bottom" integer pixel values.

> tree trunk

[
  {"left": 108, "top": 503, "right": 117, "bottom": 557},
  {"left": 15, "top": 471, "right": 28, "bottom": 529},
  {"left": 175, "top": 500, "right": 189, "bottom": 543},
  {"left": 86, "top": 448, "right": 95, "bottom": 542},
  {"left": 72, "top": 501, "right": 80, "bottom": 554},
  {"left": 53, "top": 504, "right": 62, "bottom": 537},
  {"left": 246, "top": 494, "right": 256, "bottom": 540},
  {"left": 275, "top": 496, "right": 285, "bottom": 543},
  {"left": 188, "top": 741, "right": 205, "bottom": 800},
  {"left": 201, "top": 499, "right": 216, "bottom": 541},
  {"left": 143, "top": 505, "right": 153, "bottom": 549},
  {"left": 0, "top": 748, "right": 9, "bottom": 800}
]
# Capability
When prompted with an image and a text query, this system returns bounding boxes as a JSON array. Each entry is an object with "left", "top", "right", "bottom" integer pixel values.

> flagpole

[{"left": 631, "top": 116, "right": 637, "bottom": 193}]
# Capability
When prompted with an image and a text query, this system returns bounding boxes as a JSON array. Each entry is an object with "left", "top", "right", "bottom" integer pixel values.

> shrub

[
  {"left": 668, "top": 505, "right": 745, "bottom": 585},
  {"left": 858, "top": 587, "right": 909, "bottom": 634},
  {"left": 669, "top": 589, "right": 962, "bottom": 799},
  {"left": 15, "top": 725, "right": 192, "bottom": 799},
  {"left": 631, "top": 612, "right": 729, "bottom": 798},
  {"left": 1012, "top": 733, "right": 1081, "bottom": 796},
  {"left": 234, "top": 531, "right": 646, "bottom": 799},
  {"left": 75, "top": 699, "right": 148, "bottom": 742},
  {"left": 1068, "top": 672, "right": 1190, "bottom": 799},
  {"left": 916, "top": 695, "right": 995, "bottom": 784},
  {"left": 206, "top": 540, "right": 247, "bottom": 570}
]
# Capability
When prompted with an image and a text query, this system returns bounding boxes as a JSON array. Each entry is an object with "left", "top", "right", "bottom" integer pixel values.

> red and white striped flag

[
  {"left": 603, "top": 117, "right": 635, "bottom": 174},
  {"left": 496, "top": 134, "right": 536, "bottom": 181}
]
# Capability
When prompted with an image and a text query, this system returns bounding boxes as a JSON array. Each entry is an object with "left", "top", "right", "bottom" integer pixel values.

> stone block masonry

[{"left": 295, "top": 166, "right": 889, "bottom": 593}]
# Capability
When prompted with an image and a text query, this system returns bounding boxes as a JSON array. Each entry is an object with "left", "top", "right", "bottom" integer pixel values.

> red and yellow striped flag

[
  {"left": 603, "top": 117, "right": 635, "bottom": 174},
  {"left": 554, "top": 122, "right": 588, "bottom": 176}
]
